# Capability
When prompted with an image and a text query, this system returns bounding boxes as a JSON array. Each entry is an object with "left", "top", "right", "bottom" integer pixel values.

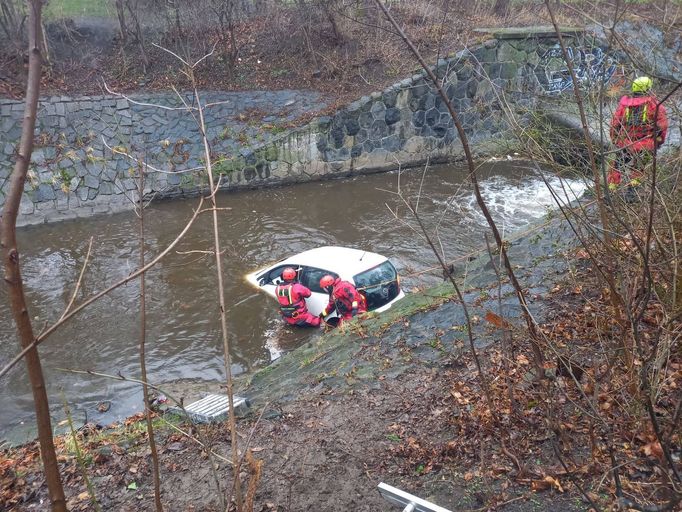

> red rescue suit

[
  {"left": 322, "top": 278, "right": 367, "bottom": 321},
  {"left": 275, "top": 282, "right": 320, "bottom": 327},
  {"left": 609, "top": 94, "right": 668, "bottom": 187}
]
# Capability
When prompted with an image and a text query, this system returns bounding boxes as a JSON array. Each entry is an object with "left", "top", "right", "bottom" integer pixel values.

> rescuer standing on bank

[
  {"left": 319, "top": 275, "right": 367, "bottom": 323},
  {"left": 275, "top": 268, "right": 321, "bottom": 327},
  {"left": 609, "top": 76, "right": 668, "bottom": 191}
]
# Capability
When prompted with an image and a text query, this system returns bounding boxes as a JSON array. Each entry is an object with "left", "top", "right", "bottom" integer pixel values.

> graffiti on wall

[{"left": 535, "top": 45, "right": 617, "bottom": 95}]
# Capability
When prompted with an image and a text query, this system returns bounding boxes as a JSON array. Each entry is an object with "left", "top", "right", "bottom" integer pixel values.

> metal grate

[
  {"left": 171, "top": 394, "right": 249, "bottom": 424},
  {"left": 378, "top": 482, "right": 452, "bottom": 512}
]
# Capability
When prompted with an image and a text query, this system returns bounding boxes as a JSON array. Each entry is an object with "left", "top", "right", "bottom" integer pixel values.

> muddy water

[{"left": 0, "top": 161, "right": 586, "bottom": 442}]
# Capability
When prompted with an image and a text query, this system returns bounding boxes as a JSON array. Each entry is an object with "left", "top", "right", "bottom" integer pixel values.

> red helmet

[
  {"left": 320, "top": 275, "right": 335, "bottom": 289},
  {"left": 282, "top": 267, "right": 297, "bottom": 281}
]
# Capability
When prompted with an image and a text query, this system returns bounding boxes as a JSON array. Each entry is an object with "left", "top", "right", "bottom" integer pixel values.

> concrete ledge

[{"left": 475, "top": 26, "right": 584, "bottom": 39}]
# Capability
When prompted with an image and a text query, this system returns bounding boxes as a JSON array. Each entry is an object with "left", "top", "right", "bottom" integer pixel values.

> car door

[{"left": 298, "top": 267, "right": 339, "bottom": 316}]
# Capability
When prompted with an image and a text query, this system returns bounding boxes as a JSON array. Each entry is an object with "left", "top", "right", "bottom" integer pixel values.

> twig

[
  {"left": 58, "top": 236, "right": 93, "bottom": 322},
  {"left": 102, "top": 137, "right": 204, "bottom": 174}
]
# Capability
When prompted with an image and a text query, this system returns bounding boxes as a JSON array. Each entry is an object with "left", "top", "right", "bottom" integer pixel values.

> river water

[{"left": 0, "top": 161, "right": 586, "bottom": 442}]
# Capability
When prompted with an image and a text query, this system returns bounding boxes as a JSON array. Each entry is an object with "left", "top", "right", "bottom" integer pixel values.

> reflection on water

[{"left": 0, "top": 161, "right": 586, "bottom": 441}]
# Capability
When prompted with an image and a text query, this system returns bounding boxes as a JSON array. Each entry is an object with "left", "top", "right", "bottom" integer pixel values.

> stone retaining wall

[{"left": 0, "top": 27, "right": 619, "bottom": 226}]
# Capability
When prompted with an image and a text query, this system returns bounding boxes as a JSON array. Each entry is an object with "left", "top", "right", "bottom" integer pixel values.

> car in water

[{"left": 245, "top": 246, "right": 405, "bottom": 320}]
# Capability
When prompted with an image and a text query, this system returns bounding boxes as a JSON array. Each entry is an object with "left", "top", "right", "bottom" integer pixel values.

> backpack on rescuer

[
  {"left": 276, "top": 285, "right": 299, "bottom": 317},
  {"left": 276, "top": 267, "right": 306, "bottom": 318}
]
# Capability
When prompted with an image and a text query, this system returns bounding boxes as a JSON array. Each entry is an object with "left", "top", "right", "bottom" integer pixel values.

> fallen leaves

[{"left": 531, "top": 475, "right": 565, "bottom": 493}]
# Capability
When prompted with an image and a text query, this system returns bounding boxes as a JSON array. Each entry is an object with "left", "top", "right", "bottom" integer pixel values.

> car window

[
  {"left": 261, "top": 265, "right": 289, "bottom": 285},
  {"left": 353, "top": 261, "right": 400, "bottom": 310},
  {"left": 300, "top": 267, "right": 338, "bottom": 293}
]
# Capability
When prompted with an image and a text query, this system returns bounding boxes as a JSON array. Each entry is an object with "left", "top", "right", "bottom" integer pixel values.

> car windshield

[{"left": 353, "top": 261, "right": 400, "bottom": 311}]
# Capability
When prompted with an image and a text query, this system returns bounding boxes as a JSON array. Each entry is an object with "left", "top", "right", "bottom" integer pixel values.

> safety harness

[{"left": 276, "top": 284, "right": 304, "bottom": 318}]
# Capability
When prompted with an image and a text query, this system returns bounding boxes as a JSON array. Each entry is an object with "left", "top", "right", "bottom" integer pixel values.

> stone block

[
  {"left": 101, "top": 167, "right": 117, "bottom": 181},
  {"left": 36, "top": 200, "right": 55, "bottom": 212},
  {"left": 413, "top": 110, "right": 426, "bottom": 128},
  {"left": 457, "top": 64, "right": 474, "bottom": 81},
  {"left": 19, "top": 197, "right": 34, "bottom": 215},
  {"left": 369, "top": 120, "right": 389, "bottom": 141},
  {"left": 425, "top": 108, "right": 440, "bottom": 127},
  {"left": 316, "top": 137, "right": 328, "bottom": 153},
  {"left": 474, "top": 46, "right": 497, "bottom": 64},
  {"left": 56, "top": 192, "right": 69, "bottom": 211},
  {"left": 358, "top": 111, "right": 373, "bottom": 129},
  {"left": 499, "top": 62, "right": 519, "bottom": 79},
  {"left": 35, "top": 183, "right": 56, "bottom": 202},
  {"left": 411, "top": 82, "right": 430, "bottom": 98},
  {"left": 399, "top": 78, "right": 413, "bottom": 88},
  {"left": 73, "top": 163, "right": 88, "bottom": 177},
  {"left": 370, "top": 101, "right": 386, "bottom": 119},
  {"left": 86, "top": 162, "right": 103, "bottom": 177},
  {"left": 84, "top": 175, "right": 99, "bottom": 189},
  {"left": 383, "top": 90, "right": 398, "bottom": 108},
  {"left": 58, "top": 158, "right": 74, "bottom": 169},
  {"left": 362, "top": 140, "right": 375, "bottom": 153},
  {"left": 380, "top": 134, "right": 402, "bottom": 153},
  {"left": 433, "top": 123, "right": 448, "bottom": 138},
  {"left": 385, "top": 107, "right": 401, "bottom": 125},
  {"left": 87, "top": 187, "right": 98, "bottom": 200},
  {"left": 419, "top": 95, "right": 435, "bottom": 111},
  {"left": 344, "top": 118, "right": 360, "bottom": 136},
  {"left": 408, "top": 95, "right": 421, "bottom": 112},
  {"left": 330, "top": 127, "right": 344, "bottom": 149}
]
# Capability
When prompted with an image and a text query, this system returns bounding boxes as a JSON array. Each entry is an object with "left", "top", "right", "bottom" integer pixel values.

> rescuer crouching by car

[
  {"left": 319, "top": 274, "right": 367, "bottom": 325},
  {"left": 275, "top": 267, "right": 321, "bottom": 328}
]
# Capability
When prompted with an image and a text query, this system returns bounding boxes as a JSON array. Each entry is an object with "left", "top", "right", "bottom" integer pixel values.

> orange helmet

[
  {"left": 320, "top": 275, "right": 335, "bottom": 289},
  {"left": 281, "top": 267, "right": 297, "bottom": 281}
]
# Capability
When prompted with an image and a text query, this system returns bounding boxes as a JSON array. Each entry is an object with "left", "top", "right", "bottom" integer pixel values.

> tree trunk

[
  {"left": 115, "top": 0, "right": 128, "bottom": 44},
  {"left": 0, "top": 1, "right": 67, "bottom": 511},
  {"left": 493, "top": 0, "right": 509, "bottom": 16},
  {"left": 137, "top": 169, "right": 163, "bottom": 512}
]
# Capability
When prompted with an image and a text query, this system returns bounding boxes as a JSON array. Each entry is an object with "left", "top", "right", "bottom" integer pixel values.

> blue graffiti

[{"left": 535, "top": 45, "right": 616, "bottom": 95}]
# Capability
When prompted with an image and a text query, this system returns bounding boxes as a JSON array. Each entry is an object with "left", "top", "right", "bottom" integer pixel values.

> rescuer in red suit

[
  {"left": 609, "top": 76, "right": 668, "bottom": 191},
  {"left": 319, "top": 275, "right": 367, "bottom": 323},
  {"left": 275, "top": 267, "right": 321, "bottom": 327}
]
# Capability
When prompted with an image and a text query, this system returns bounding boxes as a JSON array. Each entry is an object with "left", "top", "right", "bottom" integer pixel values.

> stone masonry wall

[{"left": 0, "top": 27, "right": 619, "bottom": 226}]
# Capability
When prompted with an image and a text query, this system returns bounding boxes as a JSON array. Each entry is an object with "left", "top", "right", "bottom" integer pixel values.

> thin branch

[
  {"left": 102, "top": 137, "right": 204, "bottom": 174},
  {"left": 58, "top": 236, "right": 93, "bottom": 322},
  {"left": 102, "top": 80, "right": 194, "bottom": 111}
]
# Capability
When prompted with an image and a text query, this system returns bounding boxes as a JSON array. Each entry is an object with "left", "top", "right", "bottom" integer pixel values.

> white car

[{"left": 245, "top": 246, "right": 405, "bottom": 319}]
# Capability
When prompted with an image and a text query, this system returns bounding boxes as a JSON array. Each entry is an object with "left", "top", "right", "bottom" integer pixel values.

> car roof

[{"left": 281, "top": 246, "right": 388, "bottom": 278}]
